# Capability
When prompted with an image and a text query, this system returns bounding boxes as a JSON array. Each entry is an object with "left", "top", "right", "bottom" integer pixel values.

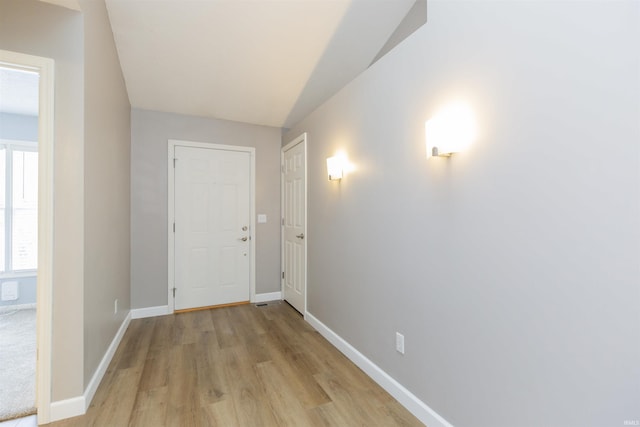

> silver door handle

[
  {"left": 296, "top": 233, "right": 304, "bottom": 239},
  {"left": 240, "top": 236, "right": 248, "bottom": 241}
]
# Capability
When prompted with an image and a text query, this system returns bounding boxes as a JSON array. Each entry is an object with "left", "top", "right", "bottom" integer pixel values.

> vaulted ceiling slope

[{"left": 105, "top": 0, "right": 416, "bottom": 128}]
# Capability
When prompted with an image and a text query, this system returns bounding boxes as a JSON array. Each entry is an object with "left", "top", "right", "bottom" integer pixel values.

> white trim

[
  {"left": 253, "top": 291, "right": 282, "bottom": 303},
  {"left": 131, "top": 305, "right": 171, "bottom": 319},
  {"left": 49, "top": 397, "right": 85, "bottom": 422},
  {"left": 167, "top": 141, "right": 176, "bottom": 310},
  {"left": 0, "top": 270, "right": 38, "bottom": 280},
  {"left": 167, "top": 139, "right": 256, "bottom": 311},
  {"left": 0, "top": 303, "right": 36, "bottom": 312},
  {"left": 0, "top": 139, "right": 38, "bottom": 148},
  {"left": 281, "top": 133, "right": 306, "bottom": 153},
  {"left": 281, "top": 133, "right": 308, "bottom": 315},
  {"left": 82, "top": 312, "right": 131, "bottom": 413},
  {"left": 0, "top": 141, "right": 39, "bottom": 275},
  {"left": 49, "top": 312, "right": 131, "bottom": 423},
  {"left": 305, "top": 312, "right": 454, "bottom": 427},
  {"left": 0, "top": 49, "right": 55, "bottom": 425}
]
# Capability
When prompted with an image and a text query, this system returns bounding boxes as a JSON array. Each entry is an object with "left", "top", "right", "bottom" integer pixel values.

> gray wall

[
  {"left": 0, "top": 113, "right": 38, "bottom": 141},
  {"left": 82, "top": 0, "right": 131, "bottom": 390},
  {"left": 1, "top": 0, "right": 131, "bottom": 402},
  {"left": 0, "top": 277, "right": 36, "bottom": 307},
  {"left": 0, "top": 0, "right": 85, "bottom": 401},
  {"left": 285, "top": 1, "right": 640, "bottom": 426},
  {"left": 131, "top": 109, "right": 281, "bottom": 309},
  {"left": 369, "top": 0, "right": 426, "bottom": 67}
]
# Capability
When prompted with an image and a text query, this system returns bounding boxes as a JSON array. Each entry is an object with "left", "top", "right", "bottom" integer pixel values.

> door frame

[
  {"left": 0, "top": 50, "right": 54, "bottom": 423},
  {"left": 167, "top": 139, "right": 256, "bottom": 311},
  {"left": 281, "top": 133, "right": 308, "bottom": 316}
]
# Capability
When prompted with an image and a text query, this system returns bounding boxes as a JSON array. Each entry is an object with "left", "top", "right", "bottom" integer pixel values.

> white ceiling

[{"left": 105, "top": 0, "right": 416, "bottom": 128}]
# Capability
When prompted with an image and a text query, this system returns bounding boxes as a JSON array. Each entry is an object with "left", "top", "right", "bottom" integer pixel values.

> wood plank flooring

[{"left": 45, "top": 301, "right": 423, "bottom": 426}]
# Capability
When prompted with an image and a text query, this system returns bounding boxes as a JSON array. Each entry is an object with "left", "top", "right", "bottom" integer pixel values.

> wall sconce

[
  {"left": 426, "top": 101, "right": 476, "bottom": 158},
  {"left": 327, "top": 155, "right": 344, "bottom": 181}
]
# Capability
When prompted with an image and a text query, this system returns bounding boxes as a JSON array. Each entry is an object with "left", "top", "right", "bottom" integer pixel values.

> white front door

[
  {"left": 174, "top": 145, "right": 251, "bottom": 310},
  {"left": 282, "top": 135, "right": 306, "bottom": 314}
]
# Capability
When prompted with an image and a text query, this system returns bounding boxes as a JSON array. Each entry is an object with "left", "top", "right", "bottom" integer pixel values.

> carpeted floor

[{"left": 0, "top": 308, "right": 36, "bottom": 421}]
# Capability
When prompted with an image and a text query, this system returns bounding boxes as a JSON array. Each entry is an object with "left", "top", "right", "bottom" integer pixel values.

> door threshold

[{"left": 174, "top": 300, "right": 250, "bottom": 314}]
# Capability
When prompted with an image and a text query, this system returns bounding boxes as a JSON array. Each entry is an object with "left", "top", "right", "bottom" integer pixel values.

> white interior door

[
  {"left": 282, "top": 136, "right": 306, "bottom": 314},
  {"left": 174, "top": 145, "right": 251, "bottom": 310}
]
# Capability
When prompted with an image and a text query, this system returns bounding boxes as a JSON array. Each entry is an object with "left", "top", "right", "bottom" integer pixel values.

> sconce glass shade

[
  {"left": 426, "top": 102, "right": 476, "bottom": 158},
  {"left": 327, "top": 156, "right": 343, "bottom": 180}
]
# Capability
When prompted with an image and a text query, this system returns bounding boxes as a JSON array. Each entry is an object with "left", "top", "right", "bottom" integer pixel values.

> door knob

[
  {"left": 296, "top": 233, "right": 304, "bottom": 239},
  {"left": 240, "top": 236, "right": 248, "bottom": 241},
  {"left": 242, "top": 226, "right": 248, "bottom": 231}
]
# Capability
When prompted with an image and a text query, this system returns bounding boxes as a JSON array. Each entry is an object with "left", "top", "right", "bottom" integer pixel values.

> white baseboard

[
  {"left": 49, "top": 312, "right": 132, "bottom": 422},
  {"left": 83, "top": 312, "right": 131, "bottom": 410},
  {"left": 49, "top": 396, "right": 85, "bottom": 422},
  {"left": 253, "top": 291, "right": 282, "bottom": 303},
  {"left": 305, "top": 312, "right": 453, "bottom": 427},
  {"left": 0, "top": 303, "right": 36, "bottom": 312},
  {"left": 131, "top": 305, "right": 171, "bottom": 319}
]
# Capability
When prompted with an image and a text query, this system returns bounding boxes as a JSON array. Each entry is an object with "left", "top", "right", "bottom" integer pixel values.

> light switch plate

[{"left": 258, "top": 214, "right": 267, "bottom": 223}]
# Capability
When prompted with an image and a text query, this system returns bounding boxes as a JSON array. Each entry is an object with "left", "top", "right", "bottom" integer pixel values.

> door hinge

[
  {"left": 282, "top": 271, "right": 285, "bottom": 279},
  {"left": 281, "top": 218, "right": 284, "bottom": 226},
  {"left": 173, "top": 222, "right": 175, "bottom": 232},
  {"left": 173, "top": 158, "right": 177, "bottom": 168},
  {"left": 173, "top": 287, "right": 176, "bottom": 298}
]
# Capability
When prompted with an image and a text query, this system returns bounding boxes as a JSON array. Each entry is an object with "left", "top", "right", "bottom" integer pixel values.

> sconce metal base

[{"left": 432, "top": 147, "right": 452, "bottom": 157}]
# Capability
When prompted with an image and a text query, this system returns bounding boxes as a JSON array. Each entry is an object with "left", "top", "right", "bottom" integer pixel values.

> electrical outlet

[
  {"left": 396, "top": 332, "right": 405, "bottom": 355},
  {"left": 114, "top": 299, "right": 118, "bottom": 315},
  {"left": 1, "top": 281, "right": 19, "bottom": 301}
]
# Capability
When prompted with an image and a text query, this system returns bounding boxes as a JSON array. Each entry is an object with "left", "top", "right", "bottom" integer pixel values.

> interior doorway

[
  {"left": 0, "top": 50, "right": 54, "bottom": 425},
  {"left": 281, "top": 133, "right": 307, "bottom": 315}
]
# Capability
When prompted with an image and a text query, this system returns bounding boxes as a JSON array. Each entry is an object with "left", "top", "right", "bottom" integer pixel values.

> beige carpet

[{"left": 0, "top": 308, "right": 36, "bottom": 421}]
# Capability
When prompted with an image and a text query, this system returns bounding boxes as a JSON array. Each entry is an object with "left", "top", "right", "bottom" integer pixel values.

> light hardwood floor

[{"left": 45, "top": 301, "right": 423, "bottom": 426}]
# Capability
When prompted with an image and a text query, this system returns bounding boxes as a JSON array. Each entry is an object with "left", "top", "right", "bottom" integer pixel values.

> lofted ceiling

[{"left": 105, "top": 0, "right": 416, "bottom": 128}]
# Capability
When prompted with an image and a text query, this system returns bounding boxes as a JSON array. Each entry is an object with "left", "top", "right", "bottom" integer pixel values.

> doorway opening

[
  {"left": 0, "top": 50, "right": 54, "bottom": 425},
  {"left": 0, "top": 65, "right": 39, "bottom": 423}
]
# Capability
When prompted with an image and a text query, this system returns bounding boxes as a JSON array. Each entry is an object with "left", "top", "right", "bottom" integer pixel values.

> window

[{"left": 0, "top": 141, "right": 38, "bottom": 275}]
